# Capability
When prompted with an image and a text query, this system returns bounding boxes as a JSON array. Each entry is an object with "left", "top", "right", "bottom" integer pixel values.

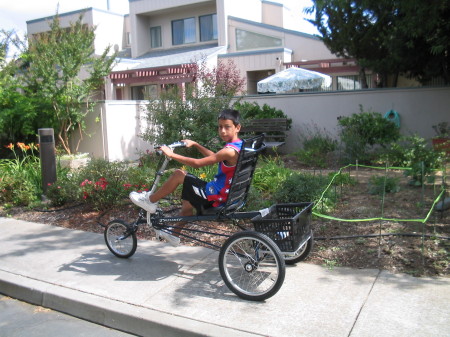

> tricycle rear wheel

[
  {"left": 219, "top": 231, "right": 285, "bottom": 301},
  {"left": 284, "top": 232, "right": 314, "bottom": 265}
]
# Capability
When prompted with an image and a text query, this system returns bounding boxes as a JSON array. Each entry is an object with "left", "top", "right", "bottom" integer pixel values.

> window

[
  {"left": 236, "top": 29, "right": 282, "bottom": 51},
  {"left": 200, "top": 14, "right": 217, "bottom": 42},
  {"left": 337, "top": 75, "right": 372, "bottom": 90},
  {"left": 150, "top": 26, "right": 162, "bottom": 48},
  {"left": 172, "top": 17, "right": 196, "bottom": 45},
  {"left": 126, "top": 32, "right": 131, "bottom": 46},
  {"left": 131, "top": 85, "right": 158, "bottom": 100}
]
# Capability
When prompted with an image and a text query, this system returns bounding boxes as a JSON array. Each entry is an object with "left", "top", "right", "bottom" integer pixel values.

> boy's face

[{"left": 218, "top": 118, "right": 240, "bottom": 142}]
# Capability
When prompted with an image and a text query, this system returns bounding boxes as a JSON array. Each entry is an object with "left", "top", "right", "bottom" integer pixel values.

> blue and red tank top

[{"left": 206, "top": 140, "right": 243, "bottom": 207}]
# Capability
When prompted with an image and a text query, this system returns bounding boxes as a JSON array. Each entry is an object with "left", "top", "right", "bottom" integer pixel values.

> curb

[{"left": 0, "top": 269, "right": 258, "bottom": 337}]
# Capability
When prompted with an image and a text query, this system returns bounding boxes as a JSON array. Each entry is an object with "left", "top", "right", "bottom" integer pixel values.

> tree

[
  {"left": 306, "top": 0, "right": 450, "bottom": 86},
  {"left": 142, "top": 59, "right": 246, "bottom": 151},
  {"left": 22, "top": 13, "right": 116, "bottom": 154},
  {"left": 0, "top": 30, "right": 44, "bottom": 147}
]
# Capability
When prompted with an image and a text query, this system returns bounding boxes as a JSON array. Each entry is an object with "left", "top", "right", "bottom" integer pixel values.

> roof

[
  {"left": 129, "top": 43, "right": 226, "bottom": 70},
  {"left": 228, "top": 16, "right": 321, "bottom": 40}
]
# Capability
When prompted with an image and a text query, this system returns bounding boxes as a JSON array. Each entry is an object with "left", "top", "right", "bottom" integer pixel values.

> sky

[
  {"left": 0, "top": 0, "right": 130, "bottom": 35},
  {"left": 0, "top": 0, "right": 318, "bottom": 37}
]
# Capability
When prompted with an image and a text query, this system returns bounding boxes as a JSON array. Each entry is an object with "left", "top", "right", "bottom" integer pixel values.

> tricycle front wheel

[
  {"left": 219, "top": 231, "right": 285, "bottom": 301},
  {"left": 104, "top": 220, "right": 137, "bottom": 258}
]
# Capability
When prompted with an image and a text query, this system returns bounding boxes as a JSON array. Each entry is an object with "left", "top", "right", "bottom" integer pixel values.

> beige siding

[
  {"left": 27, "top": 9, "right": 124, "bottom": 57},
  {"left": 130, "top": 0, "right": 212, "bottom": 14},
  {"left": 262, "top": 2, "right": 283, "bottom": 27},
  {"left": 27, "top": 10, "right": 94, "bottom": 34},
  {"left": 284, "top": 34, "right": 334, "bottom": 62},
  {"left": 131, "top": 2, "right": 219, "bottom": 57},
  {"left": 92, "top": 11, "right": 125, "bottom": 55}
]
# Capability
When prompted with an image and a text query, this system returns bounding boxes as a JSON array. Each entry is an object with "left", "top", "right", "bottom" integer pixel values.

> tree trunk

[
  {"left": 359, "top": 67, "right": 368, "bottom": 88},
  {"left": 392, "top": 72, "right": 399, "bottom": 87}
]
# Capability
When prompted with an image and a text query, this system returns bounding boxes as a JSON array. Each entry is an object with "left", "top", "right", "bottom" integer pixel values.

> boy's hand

[
  {"left": 160, "top": 145, "right": 173, "bottom": 158},
  {"left": 181, "top": 139, "right": 196, "bottom": 148}
]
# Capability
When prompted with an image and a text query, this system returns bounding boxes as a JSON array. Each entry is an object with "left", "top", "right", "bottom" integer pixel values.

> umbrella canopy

[{"left": 257, "top": 67, "right": 332, "bottom": 93}]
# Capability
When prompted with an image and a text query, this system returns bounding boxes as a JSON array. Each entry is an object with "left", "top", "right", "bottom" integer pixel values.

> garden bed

[{"left": 2, "top": 165, "right": 448, "bottom": 277}]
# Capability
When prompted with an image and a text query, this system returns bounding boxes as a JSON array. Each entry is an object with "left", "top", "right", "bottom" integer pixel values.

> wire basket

[{"left": 252, "top": 202, "right": 313, "bottom": 252}]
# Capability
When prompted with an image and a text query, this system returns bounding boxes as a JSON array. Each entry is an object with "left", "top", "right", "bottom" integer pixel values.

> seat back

[{"left": 220, "top": 134, "right": 266, "bottom": 214}]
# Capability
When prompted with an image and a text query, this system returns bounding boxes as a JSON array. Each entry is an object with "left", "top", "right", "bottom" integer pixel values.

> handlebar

[
  {"left": 168, "top": 141, "right": 187, "bottom": 150},
  {"left": 154, "top": 141, "right": 186, "bottom": 155}
]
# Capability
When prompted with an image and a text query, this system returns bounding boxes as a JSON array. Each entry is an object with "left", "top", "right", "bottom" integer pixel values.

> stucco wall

[
  {"left": 73, "top": 100, "right": 153, "bottom": 161},
  {"left": 241, "top": 87, "right": 450, "bottom": 153},
  {"left": 76, "top": 87, "right": 450, "bottom": 161}
]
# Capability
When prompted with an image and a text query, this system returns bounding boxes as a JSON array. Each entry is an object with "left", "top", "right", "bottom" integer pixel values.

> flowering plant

[{"left": 0, "top": 142, "right": 41, "bottom": 205}]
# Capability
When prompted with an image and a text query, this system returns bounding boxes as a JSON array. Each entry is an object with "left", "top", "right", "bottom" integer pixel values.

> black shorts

[{"left": 182, "top": 173, "right": 214, "bottom": 212}]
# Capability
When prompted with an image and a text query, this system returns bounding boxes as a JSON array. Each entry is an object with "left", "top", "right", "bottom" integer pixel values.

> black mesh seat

[{"left": 199, "top": 134, "right": 266, "bottom": 216}]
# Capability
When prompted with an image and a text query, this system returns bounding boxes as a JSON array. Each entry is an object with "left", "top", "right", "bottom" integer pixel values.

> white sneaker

[
  {"left": 129, "top": 191, "right": 157, "bottom": 213},
  {"left": 158, "top": 229, "right": 180, "bottom": 247}
]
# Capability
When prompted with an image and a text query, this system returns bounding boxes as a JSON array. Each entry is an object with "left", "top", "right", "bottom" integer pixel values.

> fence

[{"left": 73, "top": 86, "right": 450, "bottom": 161}]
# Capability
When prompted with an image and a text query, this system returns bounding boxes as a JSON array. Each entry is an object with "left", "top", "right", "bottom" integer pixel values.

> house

[
  {"left": 108, "top": 0, "right": 354, "bottom": 97},
  {"left": 26, "top": 1, "right": 379, "bottom": 97}
]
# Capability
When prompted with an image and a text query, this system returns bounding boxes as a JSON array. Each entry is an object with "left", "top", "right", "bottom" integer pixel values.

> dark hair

[{"left": 218, "top": 109, "right": 240, "bottom": 126}]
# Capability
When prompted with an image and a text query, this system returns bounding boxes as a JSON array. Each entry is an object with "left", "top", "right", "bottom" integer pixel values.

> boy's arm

[
  {"left": 160, "top": 146, "right": 236, "bottom": 169},
  {"left": 182, "top": 140, "right": 214, "bottom": 157}
]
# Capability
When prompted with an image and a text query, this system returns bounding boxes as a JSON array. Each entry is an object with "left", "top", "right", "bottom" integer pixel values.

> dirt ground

[{"left": 2, "top": 163, "right": 449, "bottom": 277}]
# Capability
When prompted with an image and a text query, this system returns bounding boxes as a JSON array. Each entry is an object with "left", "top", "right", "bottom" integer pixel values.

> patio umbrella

[{"left": 257, "top": 67, "right": 332, "bottom": 93}]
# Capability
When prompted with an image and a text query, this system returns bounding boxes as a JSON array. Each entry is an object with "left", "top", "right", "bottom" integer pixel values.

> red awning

[{"left": 109, "top": 64, "right": 197, "bottom": 85}]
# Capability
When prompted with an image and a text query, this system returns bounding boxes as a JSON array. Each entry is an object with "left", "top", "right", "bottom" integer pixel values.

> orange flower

[
  {"left": 17, "top": 142, "right": 26, "bottom": 150},
  {"left": 4, "top": 143, "right": 14, "bottom": 149}
]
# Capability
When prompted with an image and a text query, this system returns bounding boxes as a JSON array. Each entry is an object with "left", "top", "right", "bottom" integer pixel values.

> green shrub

[
  {"left": 245, "top": 187, "right": 274, "bottom": 210},
  {"left": 0, "top": 173, "right": 38, "bottom": 206},
  {"left": 252, "top": 156, "right": 292, "bottom": 195},
  {"left": 45, "top": 170, "right": 80, "bottom": 207},
  {"left": 274, "top": 172, "right": 330, "bottom": 203},
  {"left": 368, "top": 175, "right": 400, "bottom": 196},
  {"left": 338, "top": 106, "right": 400, "bottom": 163},
  {"left": 328, "top": 172, "right": 356, "bottom": 186},
  {"left": 295, "top": 124, "right": 337, "bottom": 168},
  {"left": 384, "top": 135, "right": 443, "bottom": 185},
  {"left": 234, "top": 101, "right": 292, "bottom": 129}
]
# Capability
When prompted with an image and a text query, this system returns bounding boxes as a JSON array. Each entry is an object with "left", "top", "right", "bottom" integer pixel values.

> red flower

[{"left": 95, "top": 177, "right": 108, "bottom": 190}]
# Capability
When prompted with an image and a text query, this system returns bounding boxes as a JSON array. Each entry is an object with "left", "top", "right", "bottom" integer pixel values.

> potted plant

[{"left": 432, "top": 122, "right": 450, "bottom": 155}]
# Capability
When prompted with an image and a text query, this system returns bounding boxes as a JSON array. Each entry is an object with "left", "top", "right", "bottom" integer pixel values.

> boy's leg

[
  {"left": 149, "top": 169, "right": 186, "bottom": 203},
  {"left": 170, "top": 200, "right": 195, "bottom": 236},
  {"left": 130, "top": 169, "right": 186, "bottom": 213}
]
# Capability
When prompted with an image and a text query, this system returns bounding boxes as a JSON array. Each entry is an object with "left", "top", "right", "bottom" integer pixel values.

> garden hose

[{"left": 384, "top": 109, "right": 400, "bottom": 127}]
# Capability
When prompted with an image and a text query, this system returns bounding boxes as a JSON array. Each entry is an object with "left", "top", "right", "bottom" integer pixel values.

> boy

[{"left": 129, "top": 109, "right": 242, "bottom": 246}]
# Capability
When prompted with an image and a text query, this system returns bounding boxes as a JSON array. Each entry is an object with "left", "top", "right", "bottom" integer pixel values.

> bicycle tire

[
  {"left": 219, "top": 231, "right": 285, "bottom": 301},
  {"left": 284, "top": 232, "right": 314, "bottom": 265},
  {"left": 104, "top": 220, "right": 137, "bottom": 258}
]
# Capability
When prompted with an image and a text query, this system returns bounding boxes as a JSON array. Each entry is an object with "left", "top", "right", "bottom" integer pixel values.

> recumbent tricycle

[{"left": 103, "top": 134, "right": 314, "bottom": 301}]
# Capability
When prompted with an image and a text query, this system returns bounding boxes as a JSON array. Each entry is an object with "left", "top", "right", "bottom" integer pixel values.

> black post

[{"left": 38, "top": 128, "right": 57, "bottom": 194}]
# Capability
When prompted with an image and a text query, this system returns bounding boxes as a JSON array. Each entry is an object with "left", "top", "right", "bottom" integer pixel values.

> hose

[{"left": 315, "top": 233, "right": 450, "bottom": 241}]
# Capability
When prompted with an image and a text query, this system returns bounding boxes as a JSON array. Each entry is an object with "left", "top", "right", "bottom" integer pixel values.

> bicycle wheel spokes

[
  {"left": 219, "top": 231, "right": 285, "bottom": 301},
  {"left": 104, "top": 220, "right": 137, "bottom": 258}
]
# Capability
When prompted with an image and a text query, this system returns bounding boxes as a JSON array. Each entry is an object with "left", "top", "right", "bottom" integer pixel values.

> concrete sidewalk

[{"left": 0, "top": 217, "right": 448, "bottom": 337}]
